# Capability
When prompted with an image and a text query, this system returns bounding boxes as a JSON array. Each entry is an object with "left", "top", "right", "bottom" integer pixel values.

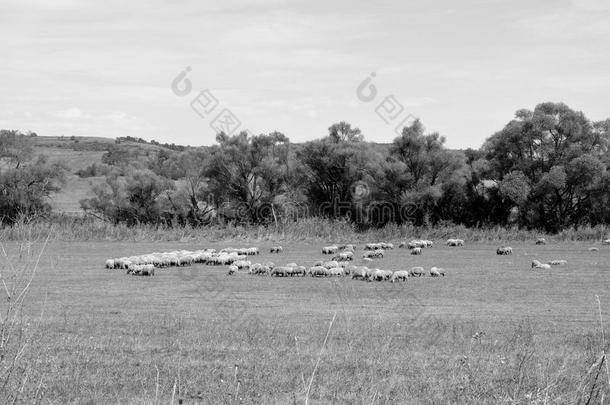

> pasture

[{"left": 4, "top": 239, "right": 610, "bottom": 403}]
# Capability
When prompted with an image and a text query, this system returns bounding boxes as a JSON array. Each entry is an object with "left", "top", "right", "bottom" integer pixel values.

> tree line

[{"left": 1, "top": 102, "right": 609, "bottom": 232}]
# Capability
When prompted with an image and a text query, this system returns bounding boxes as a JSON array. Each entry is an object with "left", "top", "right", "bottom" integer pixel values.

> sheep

[
  {"left": 309, "top": 266, "right": 329, "bottom": 277},
  {"left": 536, "top": 238, "right": 547, "bottom": 245},
  {"left": 409, "top": 266, "right": 425, "bottom": 277},
  {"left": 351, "top": 267, "right": 368, "bottom": 280},
  {"left": 332, "top": 251, "right": 354, "bottom": 261},
  {"left": 603, "top": 239, "right": 610, "bottom": 245},
  {"left": 364, "top": 268, "right": 378, "bottom": 280},
  {"left": 227, "top": 265, "right": 238, "bottom": 275},
  {"left": 430, "top": 267, "right": 445, "bottom": 277},
  {"left": 496, "top": 246, "right": 513, "bottom": 255},
  {"left": 363, "top": 249, "right": 384, "bottom": 259},
  {"left": 391, "top": 270, "right": 409, "bottom": 283},
  {"left": 233, "top": 260, "right": 251, "bottom": 270},
  {"left": 105, "top": 259, "right": 115, "bottom": 269},
  {"left": 249, "top": 263, "right": 262, "bottom": 274},
  {"left": 538, "top": 263, "right": 551, "bottom": 269},
  {"left": 370, "top": 269, "right": 392, "bottom": 281},
  {"left": 423, "top": 240, "right": 434, "bottom": 248},
  {"left": 410, "top": 247, "right": 422, "bottom": 255},
  {"left": 270, "top": 246, "right": 283, "bottom": 253},
  {"left": 365, "top": 243, "right": 383, "bottom": 250},
  {"left": 322, "top": 261, "right": 339, "bottom": 269},
  {"left": 380, "top": 242, "right": 394, "bottom": 250},
  {"left": 531, "top": 260, "right": 550, "bottom": 270},
  {"left": 270, "top": 266, "right": 291, "bottom": 277},
  {"left": 549, "top": 260, "right": 567, "bottom": 265},
  {"left": 447, "top": 238, "right": 464, "bottom": 247},
  {"left": 340, "top": 244, "right": 356, "bottom": 251},
  {"left": 589, "top": 247, "right": 599, "bottom": 252},
  {"left": 292, "top": 266, "right": 307, "bottom": 277},
  {"left": 322, "top": 246, "right": 339, "bottom": 254},
  {"left": 286, "top": 262, "right": 298, "bottom": 268},
  {"left": 328, "top": 267, "right": 346, "bottom": 277},
  {"left": 531, "top": 259, "right": 542, "bottom": 268}
]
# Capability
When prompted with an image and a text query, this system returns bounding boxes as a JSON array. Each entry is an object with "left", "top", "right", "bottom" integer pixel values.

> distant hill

[{"left": 30, "top": 135, "right": 180, "bottom": 213}]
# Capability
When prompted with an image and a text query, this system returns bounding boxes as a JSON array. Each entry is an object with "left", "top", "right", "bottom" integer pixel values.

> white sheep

[
  {"left": 536, "top": 238, "right": 547, "bottom": 245},
  {"left": 549, "top": 260, "right": 567, "bottom": 265},
  {"left": 322, "top": 246, "right": 339, "bottom": 254},
  {"left": 270, "top": 246, "right": 283, "bottom": 253},
  {"left": 391, "top": 270, "right": 409, "bottom": 283},
  {"left": 105, "top": 259, "right": 115, "bottom": 269},
  {"left": 496, "top": 246, "right": 513, "bottom": 255},
  {"left": 409, "top": 266, "right": 425, "bottom": 277},
  {"left": 411, "top": 247, "right": 422, "bottom": 255},
  {"left": 430, "top": 267, "right": 445, "bottom": 277}
]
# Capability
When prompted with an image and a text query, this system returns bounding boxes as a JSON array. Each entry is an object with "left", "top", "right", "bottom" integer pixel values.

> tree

[
  {"left": 81, "top": 169, "right": 174, "bottom": 225},
  {"left": 328, "top": 121, "right": 364, "bottom": 143},
  {"left": 205, "top": 131, "right": 292, "bottom": 223},
  {"left": 0, "top": 152, "right": 64, "bottom": 224},
  {"left": 483, "top": 102, "right": 610, "bottom": 230}
]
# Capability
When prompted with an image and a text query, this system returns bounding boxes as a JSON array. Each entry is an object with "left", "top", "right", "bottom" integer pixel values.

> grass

[
  {"left": 1, "top": 236, "right": 610, "bottom": 403},
  {"left": 2, "top": 217, "right": 609, "bottom": 245}
]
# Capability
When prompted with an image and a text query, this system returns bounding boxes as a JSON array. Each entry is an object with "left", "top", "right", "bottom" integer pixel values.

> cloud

[
  {"left": 569, "top": 0, "right": 610, "bottom": 11},
  {"left": 50, "top": 107, "right": 83, "bottom": 119}
]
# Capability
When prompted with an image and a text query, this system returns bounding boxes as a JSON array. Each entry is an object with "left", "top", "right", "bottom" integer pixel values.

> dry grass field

[{"left": 3, "top": 239, "right": 610, "bottom": 403}]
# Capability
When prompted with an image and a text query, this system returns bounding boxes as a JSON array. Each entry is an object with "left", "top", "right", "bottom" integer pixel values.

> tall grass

[
  {"left": 1, "top": 215, "right": 608, "bottom": 243},
  {"left": 0, "top": 232, "right": 49, "bottom": 403}
]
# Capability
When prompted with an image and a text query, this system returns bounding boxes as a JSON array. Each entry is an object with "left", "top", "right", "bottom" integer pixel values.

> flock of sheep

[{"left": 103, "top": 237, "right": 610, "bottom": 279}]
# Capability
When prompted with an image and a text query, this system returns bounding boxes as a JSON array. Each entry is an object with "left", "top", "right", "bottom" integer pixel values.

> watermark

[
  {"left": 356, "top": 72, "right": 417, "bottom": 136},
  {"left": 171, "top": 66, "right": 250, "bottom": 136}
]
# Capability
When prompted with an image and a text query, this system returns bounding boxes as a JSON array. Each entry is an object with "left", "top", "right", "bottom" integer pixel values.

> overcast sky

[{"left": 1, "top": 0, "right": 608, "bottom": 148}]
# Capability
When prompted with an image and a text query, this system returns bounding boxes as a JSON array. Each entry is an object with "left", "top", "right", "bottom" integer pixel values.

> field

[{"left": 3, "top": 239, "right": 610, "bottom": 404}]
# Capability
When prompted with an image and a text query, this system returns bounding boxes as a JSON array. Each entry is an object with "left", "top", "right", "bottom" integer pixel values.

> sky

[{"left": 1, "top": 0, "right": 609, "bottom": 149}]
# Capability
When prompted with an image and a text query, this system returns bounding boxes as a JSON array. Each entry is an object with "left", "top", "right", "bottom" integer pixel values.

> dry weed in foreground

[{"left": 0, "top": 235, "right": 49, "bottom": 404}]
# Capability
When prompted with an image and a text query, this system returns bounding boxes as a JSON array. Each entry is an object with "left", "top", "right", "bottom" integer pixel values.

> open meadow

[{"left": 3, "top": 239, "right": 610, "bottom": 404}]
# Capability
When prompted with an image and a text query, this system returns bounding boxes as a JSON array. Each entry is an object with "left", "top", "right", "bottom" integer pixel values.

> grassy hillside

[{"left": 29, "top": 136, "right": 172, "bottom": 212}]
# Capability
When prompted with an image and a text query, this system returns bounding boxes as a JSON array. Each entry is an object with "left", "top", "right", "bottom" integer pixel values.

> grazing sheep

[
  {"left": 409, "top": 266, "right": 425, "bottom": 277},
  {"left": 270, "top": 266, "right": 291, "bottom": 277},
  {"left": 227, "top": 265, "right": 238, "bottom": 275},
  {"left": 322, "top": 261, "right": 339, "bottom": 269},
  {"left": 391, "top": 270, "right": 409, "bottom": 283},
  {"left": 340, "top": 244, "right": 356, "bottom": 251},
  {"left": 365, "top": 243, "right": 384, "bottom": 250},
  {"left": 430, "top": 267, "right": 445, "bottom": 277},
  {"left": 447, "top": 238, "right": 464, "bottom": 247},
  {"left": 370, "top": 269, "right": 392, "bottom": 281},
  {"left": 351, "top": 267, "right": 368, "bottom": 280},
  {"left": 322, "top": 246, "right": 339, "bottom": 254},
  {"left": 411, "top": 247, "right": 422, "bottom": 255},
  {"left": 328, "top": 267, "right": 346, "bottom": 277},
  {"left": 309, "top": 266, "right": 329, "bottom": 277},
  {"left": 292, "top": 266, "right": 307, "bottom": 277},
  {"left": 270, "top": 246, "right": 283, "bottom": 253},
  {"left": 589, "top": 247, "right": 599, "bottom": 252},
  {"left": 380, "top": 242, "right": 394, "bottom": 250},
  {"left": 603, "top": 239, "right": 610, "bottom": 245},
  {"left": 531, "top": 260, "right": 551, "bottom": 270},
  {"left": 105, "top": 259, "right": 115, "bottom": 269},
  {"left": 496, "top": 246, "right": 513, "bottom": 255},
  {"left": 549, "top": 260, "right": 567, "bottom": 265},
  {"left": 234, "top": 260, "right": 251, "bottom": 270},
  {"left": 332, "top": 251, "right": 354, "bottom": 261},
  {"left": 536, "top": 238, "right": 547, "bottom": 245}
]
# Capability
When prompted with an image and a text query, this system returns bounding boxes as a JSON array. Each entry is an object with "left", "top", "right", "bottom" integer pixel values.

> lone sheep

[{"left": 496, "top": 246, "right": 513, "bottom": 255}]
